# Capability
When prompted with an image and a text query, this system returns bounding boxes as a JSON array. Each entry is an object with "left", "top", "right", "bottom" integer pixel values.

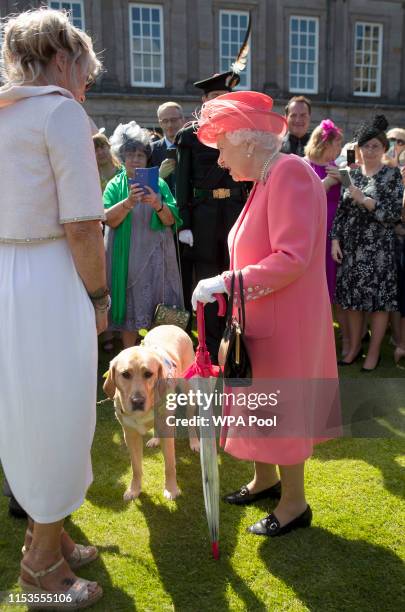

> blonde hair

[
  {"left": 92, "top": 133, "right": 121, "bottom": 168},
  {"left": 1, "top": 7, "right": 101, "bottom": 87},
  {"left": 387, "top": 128, "right": 405, "bottom": 141},
  {"left": 305, "top": 123, "right": 342, "bottom": 161}
]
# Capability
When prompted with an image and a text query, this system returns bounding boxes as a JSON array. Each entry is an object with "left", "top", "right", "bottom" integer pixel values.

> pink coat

[{"left": 221, "top": 154, "right": 339, "bottom": 464}]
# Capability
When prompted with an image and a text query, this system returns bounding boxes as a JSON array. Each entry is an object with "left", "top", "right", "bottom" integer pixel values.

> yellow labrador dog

[{"left": 103, "top": 325, "right": 198, "bottom": 501}]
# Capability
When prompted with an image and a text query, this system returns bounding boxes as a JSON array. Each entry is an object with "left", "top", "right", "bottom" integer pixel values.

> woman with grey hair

[
  {"left": 192, "top": 91, "right": 339, "bottom": 538},
  {"left": 0, "top": 7, "right": 105, "bottom": 607},
  {"left": 104, "top": 121, "right": 183, "bottom": 347}
]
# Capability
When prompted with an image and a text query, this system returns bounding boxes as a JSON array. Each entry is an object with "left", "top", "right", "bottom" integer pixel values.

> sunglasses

[{"left": 389, "top": 138, "right": 405, "bottom": 146}]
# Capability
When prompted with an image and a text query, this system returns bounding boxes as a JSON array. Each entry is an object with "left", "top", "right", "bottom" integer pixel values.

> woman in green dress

[{"left": 103, "top": 122, "right": 183, "bottom": 348}]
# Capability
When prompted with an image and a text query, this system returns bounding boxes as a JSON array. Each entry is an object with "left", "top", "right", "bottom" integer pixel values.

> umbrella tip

[{"left": 212, "top": 541, "right": 220, "bottom": 560}]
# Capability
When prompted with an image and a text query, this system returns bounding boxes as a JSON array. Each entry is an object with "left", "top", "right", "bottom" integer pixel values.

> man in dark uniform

[
  {"left": 175, "top": 72, "right": 250, "bottom": 362},
  {"left": 280, "top": 95, "right": 312, "bottom": 156}
]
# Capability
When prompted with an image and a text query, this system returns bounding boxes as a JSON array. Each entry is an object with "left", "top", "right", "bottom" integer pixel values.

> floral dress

[{"left": 330, "top": 165, "right": 403, "bottom": 311}]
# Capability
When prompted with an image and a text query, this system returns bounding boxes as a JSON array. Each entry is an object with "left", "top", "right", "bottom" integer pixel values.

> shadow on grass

[
  {"left": 63, "top": 521, "right": 135, "bottom": 611},
  {"left": 0, "top": 502, "right": 134, "bottom": 611},
  {"left": 259, "top": 526, "right": 405, "bottom": 612},
  {"left": 314, "top": 438, "right": 405, "bottom": 500},
  {"left": 137, "top": 446, "right": 267, "bottom": 611}
]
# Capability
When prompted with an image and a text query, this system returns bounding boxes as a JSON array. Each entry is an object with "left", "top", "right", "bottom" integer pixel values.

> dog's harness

[{"left": 147, "top": 345, "right": 178, "bottom": 380}]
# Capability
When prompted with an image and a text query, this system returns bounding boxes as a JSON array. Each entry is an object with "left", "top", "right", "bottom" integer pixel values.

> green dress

[{"left": 103, "top": 168, "right": 183, "bottom": 329}]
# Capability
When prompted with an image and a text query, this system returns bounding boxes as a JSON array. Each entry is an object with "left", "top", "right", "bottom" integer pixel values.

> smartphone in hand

[
  {"left": 338, "top": 169, "right": 352, "bottom": 188},
  {"left": 346, "top": 149, "right": 356, "bottom": 165},
  {"left": 165, "top": 147, "right": 177, "bottom": 160},
  {"left": 129, "top": 167, "right": 159, "bottom": 194}
]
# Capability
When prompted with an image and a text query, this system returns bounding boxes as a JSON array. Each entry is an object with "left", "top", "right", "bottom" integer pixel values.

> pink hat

[{"left": 196, "top": 91, "right": 288, "bottom": 148}]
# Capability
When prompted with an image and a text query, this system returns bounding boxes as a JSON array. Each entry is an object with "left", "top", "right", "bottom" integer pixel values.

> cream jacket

[{"left": 0, "top": 85, "right": 104, "bottom": 243}]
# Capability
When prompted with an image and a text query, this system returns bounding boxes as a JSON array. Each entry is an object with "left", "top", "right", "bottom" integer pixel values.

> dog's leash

[{"left": 96, "top": 398, "right": 113, "bottom": 406}]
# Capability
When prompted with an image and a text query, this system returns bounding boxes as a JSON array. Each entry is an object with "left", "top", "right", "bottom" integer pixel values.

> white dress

[{"left": 0, "top": 85, "right": 104, "bottom": 523}]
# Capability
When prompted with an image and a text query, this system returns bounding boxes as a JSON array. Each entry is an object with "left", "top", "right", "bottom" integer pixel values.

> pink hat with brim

[{"left": 196, "top": 91, "right": 288, "bottom": 148}]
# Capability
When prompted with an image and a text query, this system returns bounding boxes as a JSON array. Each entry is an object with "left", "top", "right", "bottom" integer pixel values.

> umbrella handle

[
  {"left": 196, "top": 295, "right": 226, "bottom": 345},
  {"left": 213, "top": 293, "right": 226, "bottom": 317}
]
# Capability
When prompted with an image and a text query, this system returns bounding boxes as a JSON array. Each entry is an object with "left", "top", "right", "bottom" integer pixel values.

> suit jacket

[{"left": 151, "top": 138, "right": 176, "bottom": 195}]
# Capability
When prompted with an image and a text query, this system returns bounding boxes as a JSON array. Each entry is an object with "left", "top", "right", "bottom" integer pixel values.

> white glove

[
  {"left": 178, "top": 229, "right": 194, "bottom": 247},
  {"left": 192, "top": 275, "right": 227, "bottom": 310}
]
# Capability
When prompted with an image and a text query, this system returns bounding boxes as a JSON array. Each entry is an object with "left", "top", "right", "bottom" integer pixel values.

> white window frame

[
  {"left": 288, "top": 15, "right": 319, "bottom": 94},
  {"left": 353, "top": 21, "right": 383, "bottom": 97},
  {"left": 129, "top": 3, "right": 165, "bottom": 88},
  {"left": 219, "top": 10, "right": 251, "bottom": 90},
  {"left": 49, "top": 1, "right": 85, "bottom": 30}
]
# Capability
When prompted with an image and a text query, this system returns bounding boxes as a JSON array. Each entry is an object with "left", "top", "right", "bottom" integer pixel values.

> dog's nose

[{"left": 131, "top": 395, "right": 145, "bottom": 411}]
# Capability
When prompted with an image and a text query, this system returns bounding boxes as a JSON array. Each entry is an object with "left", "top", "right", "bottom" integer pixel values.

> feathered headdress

[
  {"left": 194, "top": 13, "right": 252, "bottom": 93},
  {"left": 230, "top": 13, "right": 252, "bottom": 78},
  {"left": 110, "top": 120, "right": 151, "bottom": 161}
]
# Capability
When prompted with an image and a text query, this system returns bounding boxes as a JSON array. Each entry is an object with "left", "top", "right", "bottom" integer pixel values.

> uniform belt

[{"left": 193, "top": 188, "right": 242, "bottom": 200}]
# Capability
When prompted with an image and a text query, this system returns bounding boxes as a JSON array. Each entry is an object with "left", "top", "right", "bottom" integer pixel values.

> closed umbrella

[{"left": 184, "top": 295, "right": 225, "bottom": 559}]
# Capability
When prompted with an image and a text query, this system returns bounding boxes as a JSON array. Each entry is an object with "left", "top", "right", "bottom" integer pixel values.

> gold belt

[{"left": 212, "top": 188, "right": 231, "bottom": 199}]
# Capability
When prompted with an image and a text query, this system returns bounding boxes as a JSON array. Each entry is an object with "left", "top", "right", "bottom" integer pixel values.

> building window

[
  {"left": 129, "top": 3, "right": 164, "bottom": 87},
  {"left": 219, "top": 10, "right": 251, "bottom": 89},
  {"left": 289, "top": 16, "right": 319, "bottom": 94},
  {"left": 49, "top": 2, "right": 85, "bottom": 29},
  {"left": 353, "top": 22, "right": 383, "bottom": 97}
]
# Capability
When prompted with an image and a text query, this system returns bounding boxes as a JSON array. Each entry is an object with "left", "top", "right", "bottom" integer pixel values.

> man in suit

[
  {"left": 281, "top": 95, "right": 312, "bottom": 157},
  {"left": 175, "top": 72, "right": 250, "bottom": 362},
  {"left": 151, "top": 101, "right": 185, "bottom": 194}
]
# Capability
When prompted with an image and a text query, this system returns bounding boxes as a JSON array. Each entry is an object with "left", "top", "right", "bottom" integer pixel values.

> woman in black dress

[{"left": 331, "top": 116, "right": 403, "bottom": 370}]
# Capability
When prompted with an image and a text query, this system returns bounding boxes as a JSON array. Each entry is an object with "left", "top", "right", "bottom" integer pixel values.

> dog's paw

[
  {"left": 146, "top": 437, "right": 161, "bottom": 448},
  {"left": 189, "top": 437, "right": 200, "bottom": 453},
  {"left": 123, "top": 487, "right": 141, "bottom": 501},
  {"left": 163, "top": 485, "right": 181, "bottom": 500}
]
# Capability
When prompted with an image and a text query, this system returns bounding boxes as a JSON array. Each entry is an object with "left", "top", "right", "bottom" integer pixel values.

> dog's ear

[
  {"left": 103, "top": 358, "right": 117, "bottom": 399},
  {"left": 154, "top": 361, "right": 168, "bottom": 406}
]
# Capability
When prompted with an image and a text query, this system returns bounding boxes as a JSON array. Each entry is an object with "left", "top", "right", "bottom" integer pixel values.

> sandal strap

[
  {"left": 21, "top": 557, "right": 64, "bottom": 587},
  {"left": 66, "top": 578, "right": 92, "bottom": 604}
]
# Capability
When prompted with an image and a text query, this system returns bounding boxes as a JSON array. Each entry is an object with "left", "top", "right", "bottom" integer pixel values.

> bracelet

[
  {"left": 88, "top": 287, "right": 109, "bottom": 300},
  {"left": 156, "top": 203, "right": 164, "bottom": 213}
]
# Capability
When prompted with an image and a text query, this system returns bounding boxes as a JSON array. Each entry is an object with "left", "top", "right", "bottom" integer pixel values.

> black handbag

[{"left": 218, "top": 271, "right": 252, "bottom": 386}]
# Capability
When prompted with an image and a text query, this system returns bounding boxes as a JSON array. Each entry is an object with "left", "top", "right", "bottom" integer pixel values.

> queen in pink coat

[{"left": 192, "top": 91, "right": 339, "bottom": 538}]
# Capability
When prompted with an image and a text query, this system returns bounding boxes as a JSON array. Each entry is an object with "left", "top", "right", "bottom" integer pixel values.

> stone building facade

[{"left": 1, "top": 0, "right": 405, "bottom": 138}]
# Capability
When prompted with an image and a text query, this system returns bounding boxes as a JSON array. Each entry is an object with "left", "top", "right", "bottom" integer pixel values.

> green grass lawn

[{"left": 0, "top": 332, "right": 404, "bottom": 612}]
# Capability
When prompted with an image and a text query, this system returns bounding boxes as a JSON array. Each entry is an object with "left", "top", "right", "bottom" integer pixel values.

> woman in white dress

[{"left": 0, "top": 8, "right": 107, "bottom": 608}]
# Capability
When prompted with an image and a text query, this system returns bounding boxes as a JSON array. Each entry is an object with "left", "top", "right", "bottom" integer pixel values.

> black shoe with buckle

[
  {"left": 223, "top": 482, "right": 281, "bottom": 505},
  {"left": 247, "top": 505, "right": 312, "bottom": 536}
]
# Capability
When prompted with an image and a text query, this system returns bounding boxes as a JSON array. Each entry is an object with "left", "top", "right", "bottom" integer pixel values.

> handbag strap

[
  {"left": 174, "top": 223, "right": 185, "bottom": 298},
  {"left": 238, "top": 270, "right": 246, "bottom": 333},
  {"left": 226, "top": 272, "right": 235, "bottom": 326},
  {"left": 161, "top": 221, "right": 185, "bottom": 305}
]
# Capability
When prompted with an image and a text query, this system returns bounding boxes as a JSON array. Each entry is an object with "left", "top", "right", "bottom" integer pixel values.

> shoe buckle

[{"left": 265, "top": 517, "right": 278, "bottom": 530}]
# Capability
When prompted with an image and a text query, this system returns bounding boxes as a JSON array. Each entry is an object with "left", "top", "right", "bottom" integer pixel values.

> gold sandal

[
  {"left": 19, "top": 557, "right": 103, "bottom": 609},
  {"left": 22, "top": 529, "right": 98, "bottom": 570}
]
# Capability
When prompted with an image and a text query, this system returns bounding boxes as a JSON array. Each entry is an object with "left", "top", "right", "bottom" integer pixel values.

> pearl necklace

[{"left": 259, "top": 150, "right": 279, "bottom": 183}]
